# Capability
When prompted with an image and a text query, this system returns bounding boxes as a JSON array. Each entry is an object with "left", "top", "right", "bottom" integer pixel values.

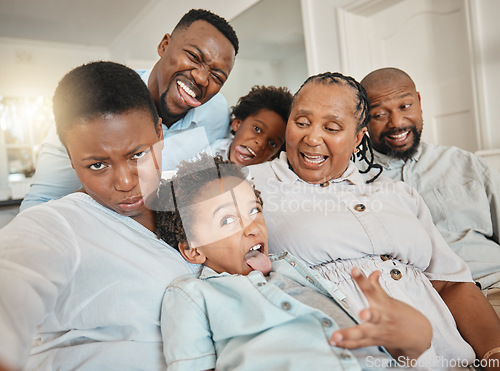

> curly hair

[
  {"left": 153, "top": 154, "right": 262, "bottom": 250},
  {"left": 231, "top": 85, "right": 293, "bottom": 125},
  {"left": 53, "top": 61, "right": 158, "bottom": 146},
  {"left": 296, "top": 72, "right": 382, "bottom": 183},
  {"left": 173, "top": 9, "right": 239, "bottom": 55}
]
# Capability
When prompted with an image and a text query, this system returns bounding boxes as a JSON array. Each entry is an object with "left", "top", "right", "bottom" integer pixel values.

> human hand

[{"left": 329, "top": 267, "right": 432, "bottom": 362}]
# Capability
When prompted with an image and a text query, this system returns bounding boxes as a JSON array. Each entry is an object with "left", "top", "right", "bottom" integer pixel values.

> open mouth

[
  {"left": 244, "top": 243, "right": 271, "bottom": 274},
  {"left": 234, "top": 145, "right": 257, "bottom": 163},
  {"left": 300, "top": 152, "right": 328, "bottom": 166},
  {"left": 176, "top": 80, "right": 201, "bottom": 108}
]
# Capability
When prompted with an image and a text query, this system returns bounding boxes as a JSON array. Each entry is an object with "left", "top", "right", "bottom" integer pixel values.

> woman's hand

[{"left": 329, "top": 268, "right": 432, "bottom": 363}]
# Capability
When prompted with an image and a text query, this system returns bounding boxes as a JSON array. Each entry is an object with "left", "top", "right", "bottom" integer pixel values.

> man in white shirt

[
  {"left": 360, "top": 67, "right": 500, "bottom": 316},
  {"left": 21, "top": 9, "right": 239, "bottom": 210}
]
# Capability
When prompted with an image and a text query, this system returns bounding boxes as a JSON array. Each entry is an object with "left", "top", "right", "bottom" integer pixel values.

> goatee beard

[
  {"left": 373, "top": 125, "right": 422, "bottom": 160},
  {"left": 159, "top": 90, "right": 188, "bottom": 127}
]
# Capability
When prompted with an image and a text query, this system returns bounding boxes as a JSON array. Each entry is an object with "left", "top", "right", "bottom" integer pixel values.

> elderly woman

[{"left": 248, "top": 72, "right": 500, "bottom": 367}]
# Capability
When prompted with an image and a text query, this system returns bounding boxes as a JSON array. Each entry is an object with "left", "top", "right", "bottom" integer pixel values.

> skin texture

[
  {"left": 148, "top": 20, "right": 235, "bottom": 127},
  {"left": 64, "top": 110, "right": 163, "bottom": 231},
  {"left": 229, "top": 108, "right": 286, "bottom": 166},
  {"left": 363, "top": 71, "right": 423, "bottom": 160},
  {"left": 330, "top": 269, "right": 432, "bottom": 363},
  {"left": 286, "top": 82, "right": 366, "bottom": 184},
  {"left": 179, "top": 178, "right": 269, "bottom": 275}
]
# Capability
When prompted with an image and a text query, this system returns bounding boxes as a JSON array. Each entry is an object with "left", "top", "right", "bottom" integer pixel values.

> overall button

[
  {"left": 281, "top": 301, "right": 291, "bottom": 311},
  {"left": 354, "top": 204, "right": 366, "bottom": 212},
  {"left": 390, "top": 269, "right": 402, "bottom": 280},
  {"left": 289, "top": 261, "right": 296, "bottom": 266},
  {"left": 380, "top": 254, "right": 392, "bottom": 261},
  {"left": 322, "top": 318, "right": 332, "bottom": 327}
]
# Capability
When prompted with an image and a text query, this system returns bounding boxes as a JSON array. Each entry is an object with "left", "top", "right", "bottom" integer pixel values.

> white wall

[
  {"left": 475, "top": 0, "right": 500, "bottom": 149},
  {"left": 301, "top": 0, "right": 500, "bottom": 151},
  {"left": 0, "top": 37, "right": 109, "bottom": 97}
]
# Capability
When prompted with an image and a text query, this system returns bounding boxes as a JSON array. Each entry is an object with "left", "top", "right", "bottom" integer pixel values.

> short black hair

[
  {"left": 231, "top": 85, "right": 293, "bottom": 126},
  {"left": 153, "top": 154, "right": 261, "bottom": 250},
  {"left": 53, "top": 61, "right": 159, "bottom": 145},
  {"left": 173, "top": 9, "right": 239, "bottom": 55}
]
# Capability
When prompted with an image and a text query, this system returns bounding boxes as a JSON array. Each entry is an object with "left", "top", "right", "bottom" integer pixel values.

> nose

[
  {"left": 242, "top": 216, "right": 260, "bottom": 237},
  {"left": 191, "top": 66, "right": 210, "bottom": 88},
  {"left": 386, "top": 110, "right": 405, "bottom": 129},
  {"left": 114, "top": 163, "right": 137, "bottom": 192},
  {"left": 303, "top": 125, "right": 323, "bottom": 147}
]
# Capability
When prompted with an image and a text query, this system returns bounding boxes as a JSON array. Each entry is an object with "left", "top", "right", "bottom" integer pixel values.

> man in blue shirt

[{"left": 21, "top": 9, "right": 238, "bottom": 210}]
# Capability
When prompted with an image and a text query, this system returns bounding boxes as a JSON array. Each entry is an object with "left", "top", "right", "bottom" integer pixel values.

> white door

[{"left": 338, "top": 0, "right": 480, "bottom": 152}]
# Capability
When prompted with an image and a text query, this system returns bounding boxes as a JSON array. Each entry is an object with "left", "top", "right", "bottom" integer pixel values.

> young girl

[
  {"left": 154, "top": 154, "right": 432, "bottom": 371},
  {"left": 206, "top": 85, "right": 292, "bottom": 166}
]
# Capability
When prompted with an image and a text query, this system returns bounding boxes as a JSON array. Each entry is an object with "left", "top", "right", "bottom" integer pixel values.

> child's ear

[
  {"left": 178, "top": 241, "right": 206, "bottom": 264},
  {"left": 231, "top": 119, "right": 242, "bottom": 133}
]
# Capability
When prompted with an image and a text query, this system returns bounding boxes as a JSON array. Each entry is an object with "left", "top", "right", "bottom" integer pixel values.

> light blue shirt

[
  {"left": 364, "top": 142, "right": 500, "bottom": 290},
  {"left": 161, "top": 252, "right": 393, "bottom": 371},
  {"left": 20, "top": 68, "right": 230, "bottom": 211},
  {"left": 0, "top": 192, "right": 195, "bottom": 370}
]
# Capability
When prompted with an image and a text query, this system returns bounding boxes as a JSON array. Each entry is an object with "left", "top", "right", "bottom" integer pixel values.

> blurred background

[{"left": 0, "top": 0, "right": 499, "bottom": 211}]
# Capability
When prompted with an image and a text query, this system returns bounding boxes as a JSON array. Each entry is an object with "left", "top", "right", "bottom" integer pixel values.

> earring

[{"left": 353, "top": 148, "right": 360, "bottom": 154}]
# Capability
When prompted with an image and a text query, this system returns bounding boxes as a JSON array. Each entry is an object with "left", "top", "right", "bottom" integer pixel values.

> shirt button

[
  {"left": 390, "top": 269, "right": 402, "bottom": 280},
  {"left": 322, "top": 318, "right": 332, "bottom": 327},
  {"left": 354, "top": 204, "right": 366, "bottom": 212},
  {"left": 340, "top": 352, "right": 351, "bottom": 359},
  {"left": 257, "top": 282, "right": 266, "bottom": 287},
  {"left": 290, "top": 261, "right": 296, "bottom": 266},
  {"left": 281, "top": 301, "right": 291, "bottom": 311},
  {"left": 320, "top": 181, "right": 330, "bottom": 187},
  {"left": 380, "top": 254, "right": 392, "bottom": 261}
]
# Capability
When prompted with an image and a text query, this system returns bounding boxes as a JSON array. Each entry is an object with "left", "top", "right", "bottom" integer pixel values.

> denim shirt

[
  {"left": 368, "top": 142, "right": 500, "bottom": 289},
  {"left": 161, "top": 252, "right": 393, "bottom": 371},
  {"left": 20, "top": 69, "right": 230, "bottom": 211}
]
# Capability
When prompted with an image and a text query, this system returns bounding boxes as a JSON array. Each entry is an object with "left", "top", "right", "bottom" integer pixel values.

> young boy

[
  {"left": 0, "top": 62, "right": 194, "bottom": 370},
  {"left": 206, "top": 85, "right": 292, "bottom": 166},
  {"left": 154, "top": 154, "right": 433, "bottom": 371}
]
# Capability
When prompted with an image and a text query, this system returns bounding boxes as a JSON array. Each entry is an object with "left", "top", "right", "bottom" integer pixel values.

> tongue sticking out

[
  {"left": 245, "top": 250, "right": 272, "bottom": 275},
  {"left": 178, "top": 84, "right": 201, "bottom": 108}
]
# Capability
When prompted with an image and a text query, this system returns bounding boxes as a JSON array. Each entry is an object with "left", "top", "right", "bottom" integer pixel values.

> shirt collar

[
  {"left": 270, "top": 152, "right": 365, "bottom": 186},
  {"left": 373, "top": 143, "right": 423, "bottom": 169}
]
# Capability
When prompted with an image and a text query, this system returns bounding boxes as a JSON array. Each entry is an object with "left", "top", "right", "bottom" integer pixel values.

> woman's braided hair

[{"left": 296, "top": 72, "right": 382, "bottom": 183}]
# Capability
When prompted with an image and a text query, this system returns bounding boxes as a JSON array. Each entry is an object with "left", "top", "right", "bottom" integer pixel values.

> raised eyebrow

[{"left": 189, "top": 44, "right": 228, "bottom": 79}]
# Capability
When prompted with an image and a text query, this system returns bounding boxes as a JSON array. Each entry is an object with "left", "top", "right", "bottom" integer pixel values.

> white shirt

[{"left": 248, "top": 153, "right": 475, "bottom": 365}]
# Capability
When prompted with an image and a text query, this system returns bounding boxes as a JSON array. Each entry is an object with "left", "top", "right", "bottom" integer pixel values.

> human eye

[
  {"left": 249, "top": 206, "right": 261, "bottom": 216},
  {"left": 268, "top": 139, "right": 277, "bottom": 149},
  {"left": 88, "top": 162, "right": 106, "bottom": 171},
  {"left": 371, "top": 111, "right": 386, "bottom": 120},
  {"left": 211, "top": 72, "right": 224, "bottom": 85},
  {"left": 254, "top": 126, "right": 262, "bottom": 133},
  {"left": 186, "top": 50, "right": 201, "bottom": 63},
  {"left": 401, "top": 103, "right": 412, "bottom": 110},
  {"left": 324, "top": 123, "right": 341, "bottom": 133},
  {"left": 132, "top": 148, "right": 150, "bottom": 160},
  {"left": 295, "top": 118, "right": 309, "bottom": 127},
  {"left": 221, "top": 215, "right": 238, "bottom": 227}
]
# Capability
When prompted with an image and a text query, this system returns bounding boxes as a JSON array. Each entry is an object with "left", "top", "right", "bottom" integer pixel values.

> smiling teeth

[
  {"left": 250, "top": 244, "right": 261, "bottom": 251},
  {"left": 246, "top": 147, "right": 256, "bottom": 157},
  {"left": 303, "top": 154, "right": 326, "bottom": 164},
  {"left": 177, "top": 81, "right": 196, "bottom": 98},
  {"left": 389, "top": 131, "right": 409, "bottom": 140}
]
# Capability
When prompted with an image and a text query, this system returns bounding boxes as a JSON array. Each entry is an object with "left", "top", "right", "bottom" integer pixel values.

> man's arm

[
  {"left": 432, "top": 280, "right": 500, "bottom": 368},
  {"left": 20, "top": 125, "right": 81, "bottom": 211}
]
